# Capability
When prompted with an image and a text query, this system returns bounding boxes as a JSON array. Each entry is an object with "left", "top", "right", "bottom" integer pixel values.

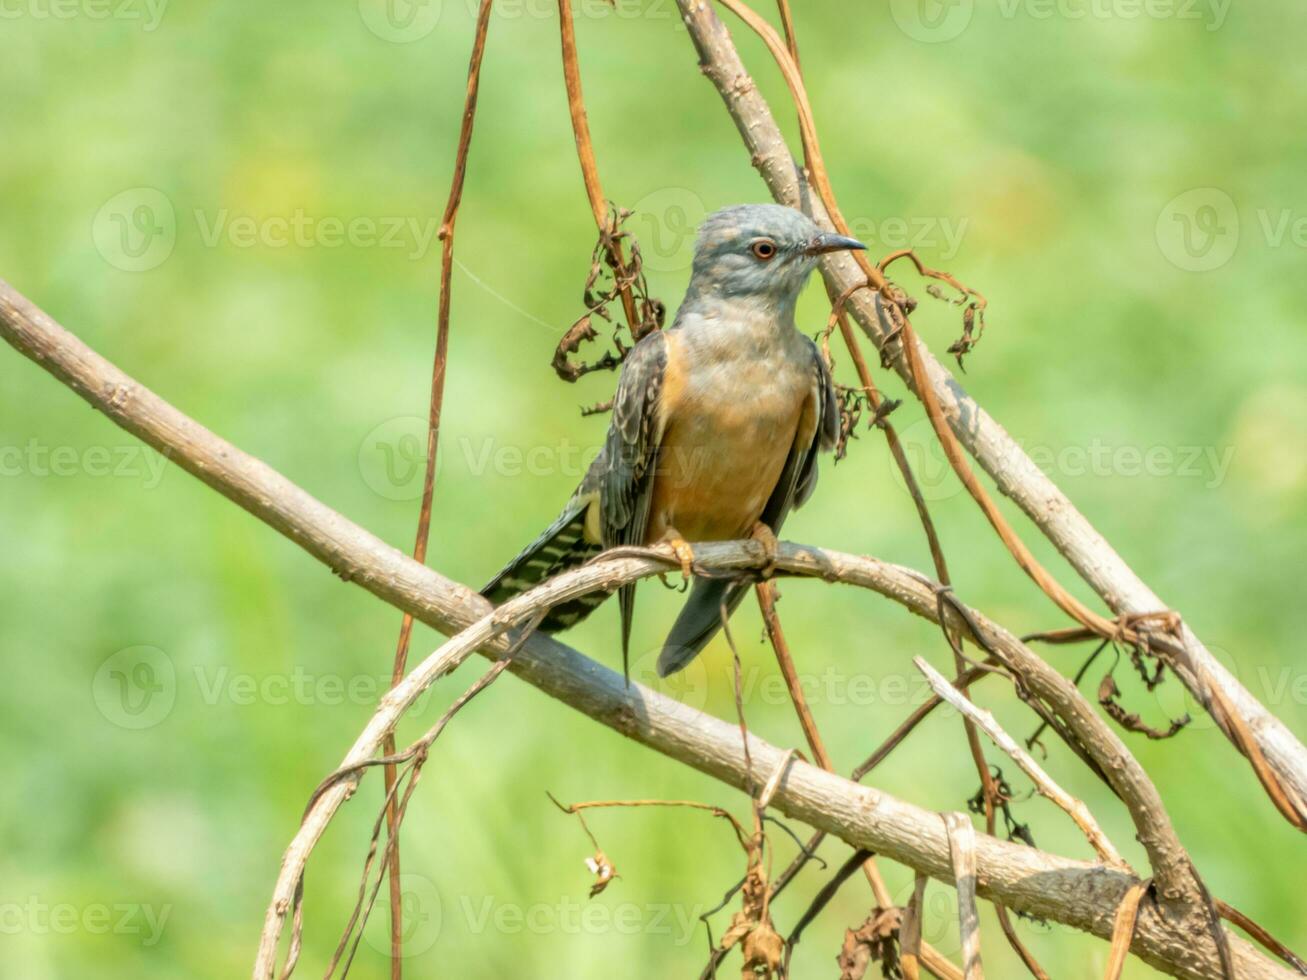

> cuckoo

[{"left": 482, "top": 204, "right": 865, "bottom": 677}]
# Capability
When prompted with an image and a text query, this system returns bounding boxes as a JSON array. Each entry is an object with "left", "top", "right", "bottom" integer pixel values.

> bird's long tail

[
  {"left": 481, "top": 498, "right": 609, "bottom": 633},
  {"left": 656, "top": 577, "right": 748, "bottom": 677}
]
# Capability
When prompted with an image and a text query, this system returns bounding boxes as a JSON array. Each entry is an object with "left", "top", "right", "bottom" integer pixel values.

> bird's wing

[
  {"left": 760, "top": 336, "right": 839, "bottom": 532},
  {"left": 574, "top": 330, "right": 669, "bottom": 674},
  {"left": 580, "top": 329, "right": 668, "bottom": 546}
]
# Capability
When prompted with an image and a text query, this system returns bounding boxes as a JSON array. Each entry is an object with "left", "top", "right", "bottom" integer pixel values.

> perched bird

[{"left": 483, "top": 204, "right": 864, "bottom": 677}]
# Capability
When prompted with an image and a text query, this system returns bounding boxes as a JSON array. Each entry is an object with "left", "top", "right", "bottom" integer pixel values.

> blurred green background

[{"left": 3, "top": 0, "right": 1306, "bottom": 976}]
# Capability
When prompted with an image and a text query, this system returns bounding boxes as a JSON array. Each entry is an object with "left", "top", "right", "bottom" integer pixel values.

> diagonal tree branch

[
  {"left": 0, "top": 280, "right": 1293, "bottom": 980},
  {"left": 672, "top": 0, "right": 1307, "bottom": 829}
]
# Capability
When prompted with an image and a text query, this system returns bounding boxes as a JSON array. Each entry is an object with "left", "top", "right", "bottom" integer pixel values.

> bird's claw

[{"left": 660, "top": 532, "right": 696, "bottom": 583}]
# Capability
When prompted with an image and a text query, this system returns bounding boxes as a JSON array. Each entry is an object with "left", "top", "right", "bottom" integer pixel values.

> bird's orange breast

[{"left": 645, "top": 330, "right": 815, "bottom": 544}]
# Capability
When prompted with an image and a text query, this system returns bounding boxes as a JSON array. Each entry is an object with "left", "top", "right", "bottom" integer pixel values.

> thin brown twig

[
  {"left": 773, "top": 0, "right": 800, "bottom": 71},
  {"left": 319, "top": 614, "right": 539, "bottom": 980},
  {"left": 549, "top": 795, "right": 751, "bottom": 848},
  {"left": 824, "top": 286, "right": 950, "bottom": 581},
  {"left": 1216, "top": 900, "right": 1307, "bottom": 976},
  {"left": 327, "top": 650, "right": 523, "bottom": 978},
  {"left": 556, "top": 0, "right": 640, "bottom": 334},
  {"left": 847, "top": 665, "right": 988, "bottom": 782},
  {"left": 377, "top": 3, "right": 496, "bottom": 973}
]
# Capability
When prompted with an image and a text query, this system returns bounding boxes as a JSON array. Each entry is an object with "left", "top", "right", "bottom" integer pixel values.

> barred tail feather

[{"left": 481, "top": 497, "right": 609, "bottom": 633}]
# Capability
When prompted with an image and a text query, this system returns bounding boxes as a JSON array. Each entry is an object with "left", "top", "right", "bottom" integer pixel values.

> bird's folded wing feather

[
  {"left": 579, "top": 329, "right": 669, "bottom": 548},
  {"left": 571, "top": 329, "right": 669, "bottom": 670},
  {"left": 762, "top": 336, "right": 839, "bottom": 530}
]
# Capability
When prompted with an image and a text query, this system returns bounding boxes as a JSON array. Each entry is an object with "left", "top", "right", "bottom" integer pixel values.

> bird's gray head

[{"left": 687, "top": 204, "right": 865, "bottom": 303}]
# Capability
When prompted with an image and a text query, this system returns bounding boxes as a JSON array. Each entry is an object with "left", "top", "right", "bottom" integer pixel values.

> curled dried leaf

[
  {"left": 741, "top": 920, "right": 784, "bottom": 979},
  {"left": 832, "top": 385, "right": 900, "bottom": 463},
  {"left": 877, "top": 248, "right": 988, "bottom": 370},
  {"left": 1099, "top": 674, "right": 1190, "bottom": 740},
  {"left": 838, "top": 907, "right": 903, "bottom": 980},
  {"left": 584, "top": 851, "right": 618, "bottom": 897},
  {"left": 551, "top": 205, "right": 664, "bottom": 386}
]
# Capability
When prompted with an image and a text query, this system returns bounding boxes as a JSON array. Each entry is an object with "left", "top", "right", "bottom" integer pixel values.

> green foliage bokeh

[{"left": 2, "top": 1, "right": 1305, "bottom": 976}]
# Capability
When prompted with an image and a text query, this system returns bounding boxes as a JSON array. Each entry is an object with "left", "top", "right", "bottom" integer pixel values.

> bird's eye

[{"left": 751, "top": 240, "right": 777, "bottom": 261}]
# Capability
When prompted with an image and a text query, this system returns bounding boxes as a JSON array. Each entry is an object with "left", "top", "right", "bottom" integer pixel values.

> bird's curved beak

[{"left": 805, "top": 231, "right": 867, "bottom": 255}]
